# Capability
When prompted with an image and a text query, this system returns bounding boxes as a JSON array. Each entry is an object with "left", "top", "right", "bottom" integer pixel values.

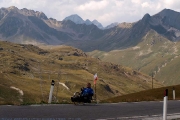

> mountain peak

[
  {"left": 85, "top": 19, "right": 92, "bottom": 25},
  {"left": 142, "top": 13, "right": 151, "bottom": 22},
  {"left": 8, "top": 6, "right": 18, "bottom": 10},
  {"left": 117, "top": 22, "right": 133, "bottom": 28},
  {"left": 19, "top": 8, "right": 48, "bottom": 19},
  {"left": 63, "top": 14, "right": 84, "bottom": 24},
  {"left": 160, "top": 8, "right": 174, "bottom": 12},
  {"left": 36, "top": 12, "right": 48, "bottom": 19},
  {"left": 7, "top": 6, "right": 19, "bottom": 11},
  {"left": 105, "top": 22, "right": 118, "bottom": 29},
  {"left": 158, "top": 8, "right": 179, "bottom": 17},
  {"left": 92, "top": 20, "right": 104, "bottom": 29},
  {"left": 63, "top": 14, "right": 104, "bottom": 29},
  {"left": 67, "top": 14, "right": 80, "bottom": 18},
  {"left": 143, "top": 13, "right": 151, "bottom": 19}
]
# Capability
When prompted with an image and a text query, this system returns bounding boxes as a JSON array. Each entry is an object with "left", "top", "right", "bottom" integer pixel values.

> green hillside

[
  {"left": 88, "top": 30, "right": 180, "bottom": 85},
  {"left": 0, "top": 41, "right": 162, "bottom": 105}
]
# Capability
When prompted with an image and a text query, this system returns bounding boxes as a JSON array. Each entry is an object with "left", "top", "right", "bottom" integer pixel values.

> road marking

[{"left": 115, "top": 113, "right": 180, "bottom": 120}]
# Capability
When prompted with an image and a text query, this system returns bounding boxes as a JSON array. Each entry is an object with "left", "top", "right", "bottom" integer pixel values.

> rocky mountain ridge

[
  {"left": 0, "top": 7, "right": 180, "bottom": 52},
  {"left": 63, "top": 14, "right": 109, "bottom": 29}
]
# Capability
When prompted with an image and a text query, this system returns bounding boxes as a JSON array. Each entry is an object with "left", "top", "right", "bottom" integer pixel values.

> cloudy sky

[{"left": 0, "top": 0, "right": 180, "bottom": 27}]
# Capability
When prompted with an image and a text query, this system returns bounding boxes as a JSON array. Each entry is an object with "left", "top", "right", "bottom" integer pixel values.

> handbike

[{"left": 71, "top": 92, "right": 96, "bottom": 105}]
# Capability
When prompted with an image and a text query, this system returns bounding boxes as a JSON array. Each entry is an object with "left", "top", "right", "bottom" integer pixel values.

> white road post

[
  {"left": 163, "top": 89, "right": 168, "bottom": 120},
  {"left": 48, "top": 80, "right": 55, "bottom": 104},
  {"left": 173, "top": 87, "right": 175, "bottom": 100}
]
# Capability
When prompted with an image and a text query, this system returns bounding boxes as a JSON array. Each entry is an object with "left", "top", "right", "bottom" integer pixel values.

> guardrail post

[
  {"left": 48, "top": 80, "right": 55, "bottom": 104},
  {"left": 163, "top": 89, "right": 168, "bottom": 120},
  {"left": 173, "top": 87, "right": 175, "bottom": 100}
]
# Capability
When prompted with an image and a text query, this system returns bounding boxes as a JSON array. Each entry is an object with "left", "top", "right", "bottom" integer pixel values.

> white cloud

[
  {"left": 0, "top": 0, "right": 179, "bottom": 27},
  {"left": 162, "top": 0, "right": 180, "bottom": 11},
  {"left": 141, "top": 2, "right": 150, "bottom": 8},
  {"left": 78, "top": 0, "right": 109, "bottom": 11}
]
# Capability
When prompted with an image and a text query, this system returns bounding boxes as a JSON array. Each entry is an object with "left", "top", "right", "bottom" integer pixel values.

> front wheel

[{"left": 72, "top": 92, "right": 81, "bottom": 105}]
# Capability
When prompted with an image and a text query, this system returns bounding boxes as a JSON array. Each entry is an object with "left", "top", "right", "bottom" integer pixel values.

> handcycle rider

[{"left": 71, "top": 82, "right": 94, "bottom": 103}]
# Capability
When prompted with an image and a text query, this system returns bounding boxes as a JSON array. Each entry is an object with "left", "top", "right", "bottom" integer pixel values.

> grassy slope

[
  {"left": 88, "top": 30, "right": 180, "bottom": 85},
  {"left": 104, "top": 84, "right": 180, "bottom": 103},
  {"left": 0, "top": 41, "right": 162, "bottom": 105}
]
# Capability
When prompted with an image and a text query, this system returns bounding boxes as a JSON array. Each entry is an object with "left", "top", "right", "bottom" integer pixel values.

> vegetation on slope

[
  {"left": 0, "top": 41, "right": 162, "bottom": 105},
  {"left": 89, "top": 30, "right": 180, "bottom": 85}
]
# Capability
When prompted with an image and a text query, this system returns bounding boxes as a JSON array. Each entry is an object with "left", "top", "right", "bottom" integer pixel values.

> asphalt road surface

[{"left": 0, "top": 101, "right": 180, "bottom": 120}]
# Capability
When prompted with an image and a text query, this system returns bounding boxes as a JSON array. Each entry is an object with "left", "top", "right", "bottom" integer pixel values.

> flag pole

[
  {"left": 95, "top": 83, "right": 96, "bottom": 101},
  {"left": 94, "top": 73, "right": 98, "bottom": 102},
  {"left": 97, "top": 58, "right": 100, "bottom": 102}
]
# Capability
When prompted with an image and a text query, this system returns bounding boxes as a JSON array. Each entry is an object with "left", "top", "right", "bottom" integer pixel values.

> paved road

[{"left": 0, "top": 101, "right": 180, "bottom": 120}]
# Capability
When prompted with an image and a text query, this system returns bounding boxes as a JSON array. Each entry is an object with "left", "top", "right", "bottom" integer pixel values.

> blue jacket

[{"left": 82, "top": 87, "right": 94, "bottom": 96}]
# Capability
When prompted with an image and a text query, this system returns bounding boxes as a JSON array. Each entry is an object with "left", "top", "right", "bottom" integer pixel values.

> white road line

[{"left": 116, "top": 113, "right": 180, "bottom": 120}]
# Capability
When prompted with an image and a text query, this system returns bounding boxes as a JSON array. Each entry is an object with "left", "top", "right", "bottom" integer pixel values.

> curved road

[{"left": 0, "top": 101, "right": 180, "bottom": 120}]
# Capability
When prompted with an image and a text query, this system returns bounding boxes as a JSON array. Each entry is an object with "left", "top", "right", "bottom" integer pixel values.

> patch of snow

[
  {"left": 147, "top": 48, "right": 152, "bottom": 53},
  {"left": 162, "top": 63, "right": 167, "bottom": 67},
  {"left": 132, "top": 46, "right": 140, "bottom": 50},
  {"left": 10, "top": 86, "right": 24, "bottom": 96},
  {"left": 175, "top": 56, "right": 178, "bottom": 58},
  {"left": 10, "top": 86, "right": 24, "bottom": 102},
  {"left": 157, "top": 67, "right": 160, "bottom": 73},
  {"left": 104, "top": 53, "right": 108, "bottom": 56},
  {"left": 59, "top": 82, "right": 69, "bottom": 90},
  {"left": 138, "top": 51, "right": 143, "bottom": 56},
  {"left": 124, "top": 72, "right": 131, "bottom": 78},
  {"left": 173, "top": 46, "right": 178, "bottom": 54},
  {"left": 144, "top": 33, "right": 148, "bottom": 39},
  {"left": 175, "top": 32, "right": 180, "bottom": 37},
  {"left": 138, "top": 48, "right": 152, "bottom": 56}
]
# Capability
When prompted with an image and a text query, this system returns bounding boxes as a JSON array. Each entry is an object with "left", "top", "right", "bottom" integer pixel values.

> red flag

[{"left": 94, "top": 73, "right": 98, "bottom": 84}]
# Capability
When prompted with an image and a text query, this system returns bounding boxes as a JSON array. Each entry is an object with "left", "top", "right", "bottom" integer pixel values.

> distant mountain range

[
  {"left": 0, "top": 6, "right": 180, "bottom": 52},
  {"left": 63, "top": 14, "right": 117, "bottom": 29},
  {"left": 63, "top": 14, "right": 105, "bottom": 29}
]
